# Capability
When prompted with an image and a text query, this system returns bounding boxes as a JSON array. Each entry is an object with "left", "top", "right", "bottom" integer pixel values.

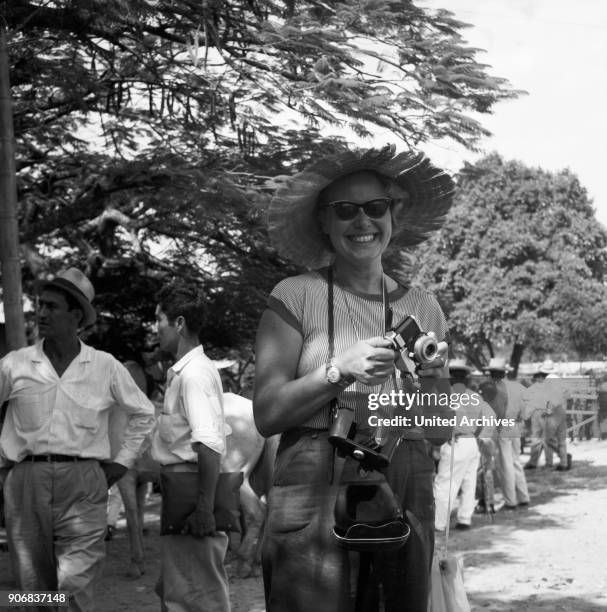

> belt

[
  {"left": 161, "top": 462, "right": 198, "bottom": 473},
  {"left": 22, "top": 454, "right": 89, "bottom": 463}
]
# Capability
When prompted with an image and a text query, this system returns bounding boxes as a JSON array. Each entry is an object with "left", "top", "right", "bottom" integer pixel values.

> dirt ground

[{"left": 1, "top": 439, "right": 607, "bottom": 611}]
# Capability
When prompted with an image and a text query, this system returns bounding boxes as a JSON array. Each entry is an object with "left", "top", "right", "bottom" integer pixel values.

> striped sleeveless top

[{"left": 268, "top": 269, "right": 449, "bottom": 429}]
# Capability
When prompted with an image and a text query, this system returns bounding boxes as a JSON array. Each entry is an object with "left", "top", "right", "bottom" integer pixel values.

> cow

[{"left": 111, "top": 362, "right": 275, "bottom": 579}]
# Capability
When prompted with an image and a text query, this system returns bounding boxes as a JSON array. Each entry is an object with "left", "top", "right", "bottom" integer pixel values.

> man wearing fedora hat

[
  {"left": 484, "top": 357, "right": 530, "bottom": 509},
  {"left": 0, "top": 268, "right": 155, "bottom": 611},
  {"left": 525, "top": 360, "right": 572, "bottom": 471}
]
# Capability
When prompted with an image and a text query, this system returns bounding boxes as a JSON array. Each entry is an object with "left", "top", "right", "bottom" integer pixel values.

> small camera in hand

[{"left": 385, "top": 316, "right": 448, "bottom": 382}]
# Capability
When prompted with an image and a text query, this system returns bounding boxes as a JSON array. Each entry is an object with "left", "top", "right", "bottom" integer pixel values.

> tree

[
  {"left": 3, "top": 0, "right": 522, "bottom": 361},
  {"left": 413, "top": 153, "right": 607, "bottom": 370},
  {"left": 0, "top": 25, "right": 26, "bottom": 351}
]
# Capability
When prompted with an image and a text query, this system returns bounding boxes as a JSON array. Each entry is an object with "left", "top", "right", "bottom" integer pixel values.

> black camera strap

[
  {"left": 326, "top": 267, "right": 404, "bottom": 483},
  {"left": 327, "top": 266, "right": 398, "bottom": 439},
  {"left": 327, "top": 266, "right": 392, "bottom": 361}
]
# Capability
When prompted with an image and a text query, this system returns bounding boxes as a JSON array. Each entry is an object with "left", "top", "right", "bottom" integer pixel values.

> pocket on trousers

[
  {"left": 266, "top": 484, "right": 318, "bottom": 534},
  {"left": 272, "top": 435, "right": 310, "bottom": 486}
]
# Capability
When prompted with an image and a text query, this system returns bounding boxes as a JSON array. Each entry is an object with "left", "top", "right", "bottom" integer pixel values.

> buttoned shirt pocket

[{"left": 73, "top": 406, "right": 102, "bottom": 432}]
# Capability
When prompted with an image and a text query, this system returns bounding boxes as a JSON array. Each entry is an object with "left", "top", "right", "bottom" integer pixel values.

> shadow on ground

[{"left": 470, "top": 592, "right": 607, "bottom": 612}]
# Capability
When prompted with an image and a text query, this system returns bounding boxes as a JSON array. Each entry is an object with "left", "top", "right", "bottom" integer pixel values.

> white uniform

[{"left": 434, "top": 384, "right": 495, "bottom": 530}]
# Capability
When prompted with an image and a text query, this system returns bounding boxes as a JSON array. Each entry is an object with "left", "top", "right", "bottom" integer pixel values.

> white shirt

[
  {"left": 0, "top": 341, "right": 155, "bottom": 467},
  {"left": 525, "top": 376, "right": 566, "bottom": 417},
  {"left": 151, "top": 345, "right": 227, "bottom": 464}
]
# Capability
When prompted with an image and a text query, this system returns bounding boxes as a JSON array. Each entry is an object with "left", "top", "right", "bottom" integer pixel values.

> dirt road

[{"left": 1, "top": 439, "right": 606, "bottom": 611}]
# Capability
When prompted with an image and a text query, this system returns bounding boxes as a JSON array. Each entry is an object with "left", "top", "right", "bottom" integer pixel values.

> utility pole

[{"left": 0, "top": 24, "right": 26, "bottom": 350}]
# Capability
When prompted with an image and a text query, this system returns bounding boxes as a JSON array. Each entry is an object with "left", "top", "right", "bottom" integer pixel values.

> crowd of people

[
  {"left": 0, "top": 144, "right": 596, "bottom": 612},
  {"left": 432, "top": 356, "right": 574, "bottom": 536}
]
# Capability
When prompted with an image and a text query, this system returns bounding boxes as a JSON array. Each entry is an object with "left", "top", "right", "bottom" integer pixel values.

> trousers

[
  {"left": 4, "top": 460, "right": 107, "bottom": 612},
  {"left": 157, "top": 533, "right": 230, "bottom": 612},
  {"left": 433, "top": 437, "right": 480, "bottom": 530},
  {"left": 495, "top": 437, "right": 529, "bottom": 506},
  {"left": 262, "top": 430, "right": 435, "bottom": 612}
]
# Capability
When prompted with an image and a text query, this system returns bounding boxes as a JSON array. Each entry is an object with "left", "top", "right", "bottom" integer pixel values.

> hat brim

[
  {"left": 38, "top": 278, "right": 97, "bottom": 329},
  {"left": 450, "top": 365, "right": 472, "bottom": 374},
  {"left": 267, "top": 145, "right": 455, "bottom": 269}
]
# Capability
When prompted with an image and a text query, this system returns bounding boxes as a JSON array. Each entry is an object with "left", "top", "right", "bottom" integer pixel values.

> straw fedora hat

[
  {"left": 266, "top": 145, "right": 455, "bottom": 269},
  {"left": 39, "top": 268, "right": 97, "bottom": 328}
]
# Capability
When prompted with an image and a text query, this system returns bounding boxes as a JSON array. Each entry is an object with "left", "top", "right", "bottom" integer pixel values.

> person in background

[
  {"left": 0, "top": 268, "right": 155, "bottom": 612},
  {"left": 151, "top": 284, "right": 231, "bottom": 612},
  {"left": 484, "top": 357, "right": 530, "bottom": 510},
  {"left": 434, "top": 359, "right": 496, "bottom": 531},
  {"left": 525, "top": 360, "right": 571, "bottom": 471}
]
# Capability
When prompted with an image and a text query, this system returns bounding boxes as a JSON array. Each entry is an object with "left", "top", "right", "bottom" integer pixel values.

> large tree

[
  {"left": 3, "top": 0, "right": 521, "bottom": 361},
  {"left": 413, "top": 153, "right": 607, "bottom": 371}
]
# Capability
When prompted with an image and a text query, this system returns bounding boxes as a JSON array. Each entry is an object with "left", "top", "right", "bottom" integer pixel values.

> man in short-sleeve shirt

[{"left": 151, "top": 285, "right": 230, "bottom": 612}]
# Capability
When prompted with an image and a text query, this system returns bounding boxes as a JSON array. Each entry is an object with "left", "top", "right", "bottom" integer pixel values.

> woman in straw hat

[{"left": 253, "top": 145, "right": 454, "bottom": 611}]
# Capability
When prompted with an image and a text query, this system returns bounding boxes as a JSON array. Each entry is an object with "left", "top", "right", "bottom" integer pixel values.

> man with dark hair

[
  {"left": 0, "top": 268, "right": 155, "bottom": 612},
  {"left": 151, "top": 284, "right": 231, "bottom": 612}
]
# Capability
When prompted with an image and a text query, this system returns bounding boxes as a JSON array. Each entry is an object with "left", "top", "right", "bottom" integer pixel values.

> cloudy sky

[{"left": 407, "top": 0, "right": 607, "bottom": 227}]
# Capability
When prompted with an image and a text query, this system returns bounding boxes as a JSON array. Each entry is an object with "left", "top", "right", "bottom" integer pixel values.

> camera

[
  {"left": 385, "top": 315, "right": 448, "bottom": 381},
  {"left": 328, "top": 316, "right": 447, "bottom": 469},
  {"left": 329, "top": 406, "right": 401, "bottom": 470}
]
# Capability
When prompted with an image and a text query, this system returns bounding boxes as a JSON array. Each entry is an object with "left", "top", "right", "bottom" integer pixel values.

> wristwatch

[{"left": 326, "top": 359, "right": 354, "bottom": 389}]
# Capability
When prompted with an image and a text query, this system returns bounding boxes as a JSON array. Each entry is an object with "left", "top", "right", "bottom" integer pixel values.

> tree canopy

[
  {"left": 413, "top": 153, "right": 607, "bottom": 369},
  {"left": 2, "top": 0, "right": 521, "bottom": 363}
]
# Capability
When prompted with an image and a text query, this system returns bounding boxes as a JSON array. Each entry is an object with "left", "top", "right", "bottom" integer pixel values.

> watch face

[{"left": 327, "top": 365, "right": 341, "bottom": 384}]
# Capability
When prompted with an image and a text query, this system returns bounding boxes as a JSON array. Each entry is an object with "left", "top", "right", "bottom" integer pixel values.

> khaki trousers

[{"left": 4, "top": 460, "right": 107, "bottom": 612}]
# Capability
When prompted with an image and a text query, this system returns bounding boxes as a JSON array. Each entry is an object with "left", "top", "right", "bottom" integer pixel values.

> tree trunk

[{"left": 0, "top": 25, "right": 26, "bottom": 351}]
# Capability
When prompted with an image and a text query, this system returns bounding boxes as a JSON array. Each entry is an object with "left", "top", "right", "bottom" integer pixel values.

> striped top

[{"left": 268, "top": 269, "right": 449, "bottom": 429}]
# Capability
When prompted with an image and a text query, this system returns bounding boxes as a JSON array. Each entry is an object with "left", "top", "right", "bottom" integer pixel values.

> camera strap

[
  {"left": 327, "top": 266, "right": 392, "bottom": 361},
  {"left": 327, "top": 266, "right": 400, "bottom": 452}
]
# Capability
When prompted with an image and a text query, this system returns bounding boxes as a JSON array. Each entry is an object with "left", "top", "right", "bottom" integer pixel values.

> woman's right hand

[{"left": 335, "top": 336, "right": 397, "bottom": 386}]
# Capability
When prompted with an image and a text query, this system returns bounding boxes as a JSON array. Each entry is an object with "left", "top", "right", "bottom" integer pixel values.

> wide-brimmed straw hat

[
  {"left": 38, "top": 268, "right": 97, "bottom": 328},
  {"left": 267, "top": 145, "right": 455, "bottom": 269}
]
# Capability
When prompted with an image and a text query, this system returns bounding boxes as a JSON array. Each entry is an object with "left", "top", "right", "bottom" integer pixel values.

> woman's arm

[{"left": 253, "top": 309, "right": 396, "bottom": 437}]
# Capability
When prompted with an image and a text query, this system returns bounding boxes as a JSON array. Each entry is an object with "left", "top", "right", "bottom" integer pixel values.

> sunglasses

[{"left": 323, "top": 197, "right": 392, "bottom": 221}]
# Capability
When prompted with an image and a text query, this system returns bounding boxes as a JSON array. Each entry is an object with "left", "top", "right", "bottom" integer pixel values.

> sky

[{"left": 382, "top": 0, "right": 607, "bottom": 227}]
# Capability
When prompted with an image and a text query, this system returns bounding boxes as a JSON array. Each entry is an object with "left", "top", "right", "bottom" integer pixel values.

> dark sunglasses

[{"left": 323, "top": 197, "right": 392, "bottom": 221}]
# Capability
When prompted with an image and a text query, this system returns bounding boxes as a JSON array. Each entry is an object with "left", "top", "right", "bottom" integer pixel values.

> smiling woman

[{"left": 253, "top": 145, "right": 456, "bottom": 612}]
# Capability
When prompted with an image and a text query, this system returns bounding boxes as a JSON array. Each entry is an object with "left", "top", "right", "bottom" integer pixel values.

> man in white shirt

[
  {"left": 0, "top": 268, "right": 155, "bottom": 611},
  {"left": 434, "top": 359, "right": 496, "bottom": 531},
  {"left": 484, "top": 357, "right": 530, "bottom": 510},
  {"left": 151, "top": 284, "right": 230, "bottom": 612},
  {"left": 525, "top": 360, "right": 571, "bottom": 471}
]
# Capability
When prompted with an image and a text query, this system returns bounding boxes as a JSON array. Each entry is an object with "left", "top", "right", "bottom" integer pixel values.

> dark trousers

[{"left": 262, "top": 431, "right": 435, "bottom": 612}]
